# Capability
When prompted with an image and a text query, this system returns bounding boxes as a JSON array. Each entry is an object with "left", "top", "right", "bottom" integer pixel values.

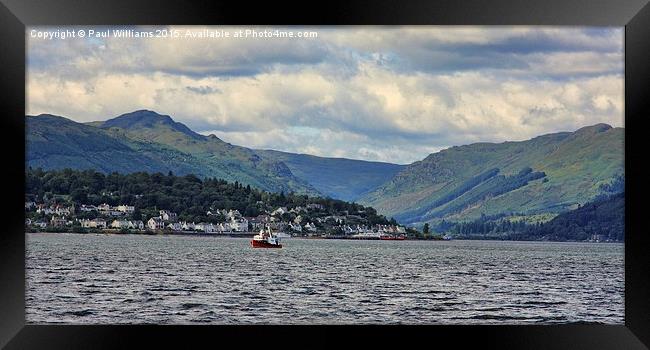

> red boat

[{"left": 250, "top": 226, "right": 283, "bottom": 248}]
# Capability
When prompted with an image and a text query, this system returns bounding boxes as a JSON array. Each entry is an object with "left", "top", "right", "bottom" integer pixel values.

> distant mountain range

[
  {"left": 26, "top": 110, "right": 624, "bottom": 227},
  {"left": 257, "top": 150, "right": 404, "bottom": 202},
  {"left": 26, "top": 110, "right": 400, "bottom": 199}
]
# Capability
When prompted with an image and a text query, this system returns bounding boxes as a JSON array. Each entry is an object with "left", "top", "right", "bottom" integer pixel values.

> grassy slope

[
  {"left": 26, "top": 113, "right": 318, "bottom": 195},
  {"left": 26, "top": 114, "right": 171, "bottom": 174},
  {"left": 97, "top": 111, "right": 319, "bottom": 195},
  {"left": 360, "top": 124, "right": 624, "bottom": 226}
]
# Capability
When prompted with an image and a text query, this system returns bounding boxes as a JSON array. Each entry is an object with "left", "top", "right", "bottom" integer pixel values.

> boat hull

[{"left": 250, "top": 239, "right": 282, "bottom": 248}]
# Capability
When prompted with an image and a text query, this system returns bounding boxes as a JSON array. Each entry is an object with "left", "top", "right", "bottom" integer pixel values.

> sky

[{"left": 27, "top": 26, "right": 624, "bottom": 165}]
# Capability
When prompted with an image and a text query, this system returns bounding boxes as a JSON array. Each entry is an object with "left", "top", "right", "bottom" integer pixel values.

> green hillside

[
  {"left": 26, "top": 114, "right": 173, "bottom": 174},
  {"left": 359, "top": 124, "right": 624, "bottom": 227},
  {"left": 26, "top": 110, "right": 408, "bottom": 201},
  {"left": 258, "top": 150, "right": 405, "bottom": 202},
  {"left": 26, "top": 111, "right": 624, "bottom": 228},
  {"left": 441, "top": 191, "right": 625, "bottom": 242},
  {"left": 26, "top": 112, "right": 318, "bottom": 195}
]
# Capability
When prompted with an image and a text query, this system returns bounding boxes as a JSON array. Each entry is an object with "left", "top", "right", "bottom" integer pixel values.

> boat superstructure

[{"left": 251, "top": 225, "right": 283, "bottom": 248}]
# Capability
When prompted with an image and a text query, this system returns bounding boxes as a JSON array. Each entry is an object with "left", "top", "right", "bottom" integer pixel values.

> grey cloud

[
  {"left": 27, "top": 26, "right": 624, "bottom": 163},
  {"left": 186, "top": 85, "right": 221, "bottom": 94}
]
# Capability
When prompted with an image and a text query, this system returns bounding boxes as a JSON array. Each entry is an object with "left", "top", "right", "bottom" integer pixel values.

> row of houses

[
  {"left": 206, "top": 209, "right": 242, "bottom": 220},
  {"left": 79, "top": 218, "right": 145, "bottom": 230},
  {"left": 286, "top": 222, "right": 317, "bottom": 233},
  {"left": 80, "top": 203, "right": 135, "bottom": 216},
  {"left": 26, "top": 216, "right": 74, "bottom": 228},
  {"left": 269, "top": 204, "right": 324, "bottom": 216},
  {"left": 34, "top": 204, "right": 73, "bottom": 216},
  {"left": 146, "top": 216, "right": 249, "bottom": 232},
  {"left": 27, "top": 201, "right": 406, "bottom": 235}
]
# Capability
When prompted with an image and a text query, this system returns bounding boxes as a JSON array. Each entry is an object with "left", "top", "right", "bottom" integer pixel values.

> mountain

[
  {"left": 98, "top": 110, "right": 203, "bottom": 140},
  {"left": 359, "top": 124, "right": 624, "bottom": 226},
  {"left": 27, "top": 112, "right": 319, "bottom": 195},
  {"left": 257, "top": 150, "right": 405, "bottom": 202},
  {"left": 26, "top": 111, "right": 624, "bottom": 226},
  {"left": 26, "top": 110, "right": 406, "bottom": 199},
  {"left": 95, "top": 110, "right": 322, "bottom": 194},
  {"left": 26, "top": 114, "right": 173, "bottom": 174}
]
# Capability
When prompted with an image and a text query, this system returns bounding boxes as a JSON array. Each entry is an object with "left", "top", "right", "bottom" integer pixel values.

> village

[{"left": 25, "top": 201, "right": 408, "bottom": 238}]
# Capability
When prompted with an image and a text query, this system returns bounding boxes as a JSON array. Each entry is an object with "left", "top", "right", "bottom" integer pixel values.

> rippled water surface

[{"left": 26, "top": 233, "right": 624, "bottom": 324}]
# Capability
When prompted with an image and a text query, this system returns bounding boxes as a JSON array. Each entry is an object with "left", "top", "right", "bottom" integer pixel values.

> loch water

[{"left": 26, "top": 233, "right": 624, "bottom": 324}]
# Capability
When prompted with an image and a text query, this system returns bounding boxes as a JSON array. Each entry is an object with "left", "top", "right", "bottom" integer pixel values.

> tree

[
  {"left": 423, "top": 223, "right": 430, "bottom": 234},
  {"left": 26, "top": 168, "right": 396, "bottom": 233},
  {"left": 132, "top": 208, "right": 142, "bottom": 221}
]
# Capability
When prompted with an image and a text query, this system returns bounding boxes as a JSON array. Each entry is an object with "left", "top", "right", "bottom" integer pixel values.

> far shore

[{"left": 25, "top": 230, "right": 623, "bottom": 243}]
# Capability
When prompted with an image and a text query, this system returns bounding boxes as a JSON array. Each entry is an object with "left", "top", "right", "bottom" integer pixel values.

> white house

[
  {"left": 97, "top": 203, "right": 111, "bottom": 213},
  {"left": 79, "top": 204, "right": 97, "bottom": 212},
  {"left": 167, "top": 222, "right": 182, "bottom": 231},
  {"left": 248, "top": 215, "right": 270, "bottom": 230},
  {"left": 50, "top": 216, "right": 67, "bottom": 227},
  {"left": 306, "top": 203, "right": 324, "bottom": 210},
  {"left": 289, "top": 206, "right": 306, "bottom": 214},
  {"left": 159, "top": 210, "right": 177, "bottom": 222},
  {"left": 271, "top": 207, "right": 288, "bottom": 216},
  {"left": 229, "top": 217, "right": 249, "bottom": 232},
  {"left": 226, "top": 209, "right": 242, "bottom": 220},
  {"left": 116, "top": 205, "right": 135, "bottom": 214},
  {"left": 94, "top": 218, "right": 107, "bottom": 228},
  {"left": 304, "top": 222, "right": 317, "bottom": 232},
  {"left": 37, "top": 205, "right": 72, "bottom": 216},
  {"left": 147, "top": 217, "right": 165, "bottom": 230},
  {"left": 111, "top": 219, "right": 131, "bottom": 229},
  {"left": 196, "top": 222, "right": 216, "bottom": 233},
  {"left": 130, "top": 220, "right": 145, "bottom": 230},
  {"left": 289, "top": 222, "right": 303, "bottom": 232},
  {"left": 80, "top": 218, "right": 107, "bottom": 228},
  {"left": 181, "top": 221, "right": 195, "bottom": 231}
]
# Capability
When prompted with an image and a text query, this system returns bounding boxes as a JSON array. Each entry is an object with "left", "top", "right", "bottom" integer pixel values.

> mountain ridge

[
  {"left": 26, "top": 110, "right": 624, "bottom": 227},
  {"left": 27, "top": 112, "right": 319, "bottom": 195},
  {"left": 26, "top": 111, "right": 404, "bottom": 200},
  {"left": 359, "top": 123, "right": 624, "bottom": 226}
]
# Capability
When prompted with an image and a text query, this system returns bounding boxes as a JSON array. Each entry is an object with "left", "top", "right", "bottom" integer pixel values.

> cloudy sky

[{"left": 27, "top": 26, "right": 623, "bottom": 164}]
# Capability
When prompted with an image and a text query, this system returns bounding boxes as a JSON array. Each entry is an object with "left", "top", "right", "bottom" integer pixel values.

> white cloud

[{"left": 27, "top": 26, "right": 624, "bottom": 164}]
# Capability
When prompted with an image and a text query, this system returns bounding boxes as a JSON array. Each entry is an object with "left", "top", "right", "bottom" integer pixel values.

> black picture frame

[{"left": 1, "top": 0, "right": 648, "bottom": 348}]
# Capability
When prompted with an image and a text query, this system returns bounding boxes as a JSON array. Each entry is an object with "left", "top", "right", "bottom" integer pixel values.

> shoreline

[{"left": 24, "top": 230, "right": 623, "bottom": 243}]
